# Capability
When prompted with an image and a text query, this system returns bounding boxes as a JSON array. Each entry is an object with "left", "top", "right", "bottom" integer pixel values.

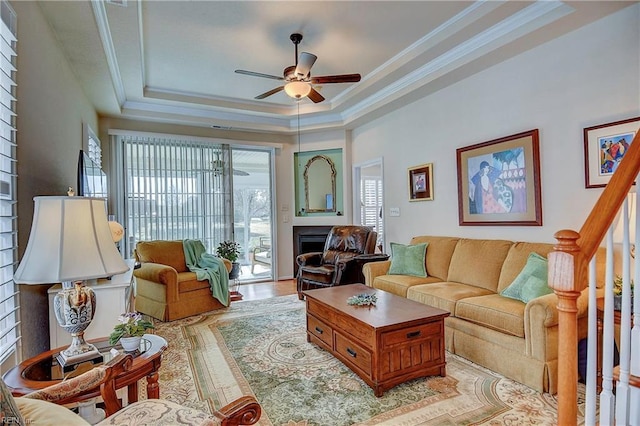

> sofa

[
  {"left": 362, "top": 235, "right": 605, "bottom": 394},
  {"left": 134, "top": 240, "right": 232, "bottom": 321}
]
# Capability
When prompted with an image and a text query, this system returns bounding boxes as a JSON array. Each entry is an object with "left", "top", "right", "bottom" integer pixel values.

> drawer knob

[
  {"left": 407, "top": 330, "right": 422, "bottom": 339},
  {"left": 346, "top": 348, "right": 357, "bottom": 358},
  {"left": 315, "top": 326, "right": 323, "bottom": 334}
]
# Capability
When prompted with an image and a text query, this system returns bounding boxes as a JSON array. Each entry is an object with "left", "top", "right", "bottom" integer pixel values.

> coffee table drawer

[
  {"left": 335, "top": 332, "right": 371, "bottom": 375},
  {"left": 381, "top": 321, "right": 441, "bottom": 349},
  {"left": 307, "top": 314, "right": 333, "bottom": 348}
]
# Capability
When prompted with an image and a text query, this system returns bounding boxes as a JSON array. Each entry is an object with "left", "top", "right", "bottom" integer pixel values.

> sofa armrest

[
  {"left": 524, "top": 286, "right": 603, "bottom": 360},
  {"left": 296, "top": 252, "right": 323, "bottom": 267},
  {"left": 134, "top": 262, "right": 180, "bottom": 302},
  {"left": 362, "top": 260, "right": 391, "bottom": 287}
]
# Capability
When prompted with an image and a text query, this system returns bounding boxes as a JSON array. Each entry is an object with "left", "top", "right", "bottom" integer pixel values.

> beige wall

[
  {"left": 13, "top": 1, "right": 99, "bottom": 358},
  {"left": 352, "top": 4, "right": 640, "bottom": 250}
]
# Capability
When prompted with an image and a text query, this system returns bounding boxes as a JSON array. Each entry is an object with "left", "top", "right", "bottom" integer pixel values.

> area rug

[{"left": 151, "top": 295, "right": 568, "bottom": 425}]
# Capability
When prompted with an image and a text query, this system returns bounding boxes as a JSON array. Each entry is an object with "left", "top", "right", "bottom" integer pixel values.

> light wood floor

[{"left": 235, "top": 279, "right": 297, "bottom": 301}]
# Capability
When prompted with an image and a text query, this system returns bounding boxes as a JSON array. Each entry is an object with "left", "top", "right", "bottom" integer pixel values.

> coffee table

[
  {"left": 303, "top": 283, "right": 450, "bottom": 396},
  {"left": 3, "top": 334, "right": 167, "bottom": 405}
]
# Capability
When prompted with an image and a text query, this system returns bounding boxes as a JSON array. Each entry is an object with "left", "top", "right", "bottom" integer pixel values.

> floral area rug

[{"left": 151, "top": 295, "right": 567, "bottom": 425}]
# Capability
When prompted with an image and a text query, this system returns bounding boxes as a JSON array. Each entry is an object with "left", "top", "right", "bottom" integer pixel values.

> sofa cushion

[
  {"left": 500, "top": 252, "right": 552, "bottom": 303},
  {"left": 136, "top": 240, "right": 188, "bottom": 273},
  {"left": 407, "top": 282, "right": 493, "bottom": 314},
  {"left": 447, "top": 239, "right": 512, "bottom": 292},
  {"left": 388, "top": 242, "right": 427, "bottom": 277},
  {"left": 372, "top": 275, "right": 440, "bottom": 297},
  {"left": 16, "top": 398, "right": 89, "bottom": 426},
  {"left": 409, "top": 236, "right": 459, "bottom": 280},
  {"left": 177, "top": 272, "right": 215, "bottom": 292},
  {"left": 497, "top": 242, "right": 555, "bottom": 293},
  {"left": 1, "top": 378, "right": 24, "bottom": 425},
  {"left": 455, "top": 294, "right": 526, "bottom": 337}
]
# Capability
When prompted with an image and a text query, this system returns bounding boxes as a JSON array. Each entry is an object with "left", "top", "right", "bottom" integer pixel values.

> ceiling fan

[{"left": 235, "top": 33, "right": 361, "bottom": 103}]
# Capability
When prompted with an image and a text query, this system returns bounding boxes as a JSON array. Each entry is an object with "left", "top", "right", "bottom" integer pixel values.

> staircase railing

[{"left": 549, "top": 128, "right": 640, "bottom": 424}]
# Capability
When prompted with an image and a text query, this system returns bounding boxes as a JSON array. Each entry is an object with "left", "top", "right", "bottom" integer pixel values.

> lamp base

[{"left": 56, "top": 350, "right": 103, "bottom": 373}]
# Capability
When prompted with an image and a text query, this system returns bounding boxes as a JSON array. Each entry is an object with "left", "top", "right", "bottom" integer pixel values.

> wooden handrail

[{"left": 550, "top": 128, "right": 640, "bottom": 425}]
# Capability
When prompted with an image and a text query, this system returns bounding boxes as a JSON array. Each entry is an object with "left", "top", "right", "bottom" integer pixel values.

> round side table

[{"left": 3, "top": 334, "right": 167, "bottom": 406}]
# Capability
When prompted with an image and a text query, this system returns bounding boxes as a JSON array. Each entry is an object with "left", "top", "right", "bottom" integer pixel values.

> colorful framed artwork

[
  {"left": 456, "top": 129, "right": 542, "bottom": 226},
  {"left": 583, "top": 116, "right": 640, "bottom": 188},
  {"left": 408, "top": 163, "right": 433, "bottom": 201}
]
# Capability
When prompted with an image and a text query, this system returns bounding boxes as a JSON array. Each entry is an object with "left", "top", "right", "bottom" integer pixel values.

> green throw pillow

[
  {"left": 501, "top": 252, "right": 552, "bottom": 303},
  {"left": 388, "top": 242, "right": 428, "bottom": 277}
]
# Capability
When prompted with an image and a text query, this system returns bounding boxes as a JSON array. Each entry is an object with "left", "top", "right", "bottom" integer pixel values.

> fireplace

[{"left": 293, "top": 225, "right": 333, "bottom": 277}]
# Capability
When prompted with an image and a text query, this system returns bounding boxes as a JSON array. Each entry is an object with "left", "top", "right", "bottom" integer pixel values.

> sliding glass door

[{"left": 114, "top": 134, "right": 274, "bottom": 282}]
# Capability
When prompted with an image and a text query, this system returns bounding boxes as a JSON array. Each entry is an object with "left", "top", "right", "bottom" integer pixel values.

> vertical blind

[
  {"left": 361, "top": 176, "right": 383, "bottom": 249},
  {"left": 0, "top": 0, "right": 17, "bottom": 367},
  {"left": 120, "top": 135, "right": 233, "bottom": 257}
]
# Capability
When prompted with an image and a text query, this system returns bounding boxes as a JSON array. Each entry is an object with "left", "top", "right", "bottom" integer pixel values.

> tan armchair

[
  {"left": 134, "top": 240, "right": 232, "bottom": 321},
  {"left": 296, "top": 225, "right": 377, "bottom": 299},
  {"left": 4, "top": 353, "right": 261, "bottom": 426}
]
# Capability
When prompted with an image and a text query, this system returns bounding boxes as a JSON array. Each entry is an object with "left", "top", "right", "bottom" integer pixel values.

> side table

[{"left": 3, "top": 334, "right": 167, "bottom": 412}]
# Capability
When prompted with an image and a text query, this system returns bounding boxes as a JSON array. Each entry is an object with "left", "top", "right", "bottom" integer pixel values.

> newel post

[{"left": 548, "top": 229, "right": 584, "bottom": 425}]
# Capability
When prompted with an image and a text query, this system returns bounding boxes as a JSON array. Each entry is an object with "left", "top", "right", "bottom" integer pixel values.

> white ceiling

[{"left": 38, "top": 1, "right": 633, "bottom": 135}]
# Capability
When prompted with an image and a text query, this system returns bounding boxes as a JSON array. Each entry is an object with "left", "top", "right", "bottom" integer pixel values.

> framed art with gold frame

[
  {"left": 408, "top": 163, "right": 433, "bottom": 201},
  {"left": 456, "top": 129, "right": 542, "bottom": 226}
]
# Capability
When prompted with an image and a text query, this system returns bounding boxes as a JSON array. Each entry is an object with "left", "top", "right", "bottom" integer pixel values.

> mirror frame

[{"left": 303, "top": 155, "right": 337, "bottom": 213}]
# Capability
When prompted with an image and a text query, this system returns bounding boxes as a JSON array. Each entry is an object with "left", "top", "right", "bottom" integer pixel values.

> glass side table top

[{"left": 23, "top": 337, "right": 152, "bottom": 382}]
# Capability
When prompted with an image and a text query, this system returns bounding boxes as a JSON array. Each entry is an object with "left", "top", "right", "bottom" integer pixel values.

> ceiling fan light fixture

[{"left": 284, "top": 81, "right": 311, "bottom": 99}]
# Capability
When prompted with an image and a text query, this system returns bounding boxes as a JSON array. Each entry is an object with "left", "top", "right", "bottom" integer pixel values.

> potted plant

[
  {"left": 613, "top": 275, "right": 634, "bottom": 310},
  {"left": 216, "top": 240, "right": 242, "bottom": 280},
  {"left": 109, "top": 312, "right": 154, "bottom": 352}
]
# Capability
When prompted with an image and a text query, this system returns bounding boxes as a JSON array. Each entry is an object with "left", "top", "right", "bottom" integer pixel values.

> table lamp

[{"left": 14, "top": 196, "right": 129, "bottom": 367}]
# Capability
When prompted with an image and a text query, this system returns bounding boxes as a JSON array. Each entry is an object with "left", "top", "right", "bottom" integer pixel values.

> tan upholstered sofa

[
  {"left": 363, "top": 236, "right": 605, "bottom": 394},
  {"left": 134, "top": 240, "right": 232, "bottom": 321}
]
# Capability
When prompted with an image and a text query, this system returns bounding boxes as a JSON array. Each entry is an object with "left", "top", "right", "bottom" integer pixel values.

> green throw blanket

[{"left": 182, "top": 239, "right": 230, "bottom": 307}]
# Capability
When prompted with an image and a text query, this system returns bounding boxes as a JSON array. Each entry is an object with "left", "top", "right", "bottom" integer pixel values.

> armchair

[
  {"left": 2, "top": 353, "right": 261, "bottom": 426},
  {"left": 296, "top": 225, "right": 377, "bottom": 299},
  {"left": 250, "top": 237, "right": 271, "bottom": 274},
  {"left": 134, "top": 240, "right": 232, "bottom": 321}
]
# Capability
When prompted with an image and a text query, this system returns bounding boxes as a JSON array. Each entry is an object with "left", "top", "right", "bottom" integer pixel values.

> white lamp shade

[
  {"left": 284, "top": 81, "right": 312, "bottom": 99},
  {"left": 14, "top": 196, "right": 129, "bottom": 284}
]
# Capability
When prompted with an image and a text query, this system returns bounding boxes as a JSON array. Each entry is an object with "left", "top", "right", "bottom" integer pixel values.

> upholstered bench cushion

[
  {"left": 407, "top": 282, "right": 492, "bottom": 313},
  {"left": 455, "top": 294, "right": 526, "bottom": 337}
]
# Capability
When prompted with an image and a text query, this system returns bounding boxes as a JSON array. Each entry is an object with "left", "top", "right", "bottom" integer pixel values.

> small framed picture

[
  {"left": 456, "top": 129, "right": 542, "bottom": 226},
  {"left": 408, "top": 163, "right": 433, "bottom": 201},
  {"left": 583, "top": 116, "right": 640, "bottom": 188}
]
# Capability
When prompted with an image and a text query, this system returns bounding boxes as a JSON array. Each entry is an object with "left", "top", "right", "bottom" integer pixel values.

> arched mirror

[{"left": 304, "top": 155, "right": 337, "bottom": 213}]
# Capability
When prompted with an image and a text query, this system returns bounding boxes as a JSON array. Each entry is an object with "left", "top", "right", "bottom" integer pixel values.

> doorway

[{"left": 353, "top": 158, "right": 384, "bottom": 252}]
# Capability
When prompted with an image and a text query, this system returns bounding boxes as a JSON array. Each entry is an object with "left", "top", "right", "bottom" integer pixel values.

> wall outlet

[{"left": 389, "top": 207, "right": 400, "bottom": 217}]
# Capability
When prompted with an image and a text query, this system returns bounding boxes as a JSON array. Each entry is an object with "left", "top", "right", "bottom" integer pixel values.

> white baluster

[
  {"left": 585, "top": 258, "right": 598, "bottom": 425},
  {"left": 600, "top": 228, "right": 616, "bottom": 424},
  {"left": 630, "top": 185, "right": 640, "bottom": 425},
  {"left": 616, "top": 197, "right": 631, "bottom": 424}
]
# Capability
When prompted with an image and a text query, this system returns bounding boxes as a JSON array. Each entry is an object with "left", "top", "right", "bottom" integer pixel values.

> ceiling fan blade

[
  {"left": 233, "top": 168, "right": 250, "bottom": 176},
  {"left": 311, "top": 74, "right": 361, "bottom": 84},
  {"left": 307, "top": 87, "right": 325, "bottom": 103},
  {"left": 295, "top": 52, "right": 317, "bottom": 79},
  {"left": 235, "top": 69, "right": 284, "bottom": 81},
  {"left": 255, "top": 86, "right": 284, "bottom": 99}
]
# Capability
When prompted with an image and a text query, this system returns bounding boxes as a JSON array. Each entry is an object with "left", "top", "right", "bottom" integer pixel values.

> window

[{"left": 0, "top": 0, "right": 17, "bottom": 371}]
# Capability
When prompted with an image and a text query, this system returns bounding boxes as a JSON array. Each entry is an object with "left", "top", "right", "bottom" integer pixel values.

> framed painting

[
  {"left": 456, "top": 129, "right": 542, "bottom": 226},
  {"left": 408, "top": 163, "right": 433, "bottom": 201},
  {"left": 583, "top": 116, "right": 640, "bottom": 188}
]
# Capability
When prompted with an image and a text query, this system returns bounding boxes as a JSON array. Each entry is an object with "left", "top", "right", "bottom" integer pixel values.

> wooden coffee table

[{"left": 303, "top": 283, "right": 450, "bottom": 396}]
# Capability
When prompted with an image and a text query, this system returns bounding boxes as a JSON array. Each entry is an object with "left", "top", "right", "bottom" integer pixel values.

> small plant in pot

[
  {"left": 613, "top": 275, "right": 634, "bottom": 311},
  {"left": 216, "top": 240, "right": 241, "bottom": 280},
  {"left": 109, "top": 312, "right": 154, "bottom": 352}
]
